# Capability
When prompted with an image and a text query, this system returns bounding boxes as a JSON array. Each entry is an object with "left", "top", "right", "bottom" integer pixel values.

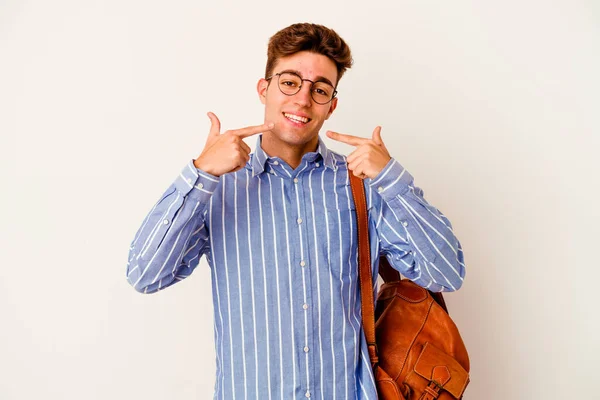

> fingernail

[{"left": 267, "top": 123, "right": 274, "bottom": 128}]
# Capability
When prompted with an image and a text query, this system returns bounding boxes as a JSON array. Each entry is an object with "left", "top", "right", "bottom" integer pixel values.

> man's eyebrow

[{"left": 279, "top": 69, "right": 335, "bottom": 87}]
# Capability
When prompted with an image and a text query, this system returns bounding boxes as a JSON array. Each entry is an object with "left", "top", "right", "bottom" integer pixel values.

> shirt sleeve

[
  {"left": 367, "top": 158, "right": 466, "bottom": 292},
  {"left": 126, "top": 160, "right": 220, "bottom": 293}
]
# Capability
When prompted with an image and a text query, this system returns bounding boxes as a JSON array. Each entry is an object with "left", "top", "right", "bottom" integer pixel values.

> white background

[{"left": 1, "top": 0, "right": 598, "bottom": 398}]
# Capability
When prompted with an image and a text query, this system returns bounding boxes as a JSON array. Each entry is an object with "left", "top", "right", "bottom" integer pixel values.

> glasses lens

[
  {"left": 278, "top": 73, "right": 302, "bottom": 95},
  {"left": 311, "top": 82, "right": 334, "bottom": 104}
]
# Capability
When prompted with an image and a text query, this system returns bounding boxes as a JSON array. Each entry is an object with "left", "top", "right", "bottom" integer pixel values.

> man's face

[{"left": 257, "top": 51, "right": 338, "bottom": 149}]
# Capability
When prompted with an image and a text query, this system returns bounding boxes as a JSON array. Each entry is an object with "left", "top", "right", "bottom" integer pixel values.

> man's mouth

[{"left": 283, "top": 112, "right": 311, "bottom": 125}]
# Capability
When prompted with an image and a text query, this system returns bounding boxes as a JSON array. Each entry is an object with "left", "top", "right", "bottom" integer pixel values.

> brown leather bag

[{"left": 349, "top": 173, "right": 470, "bottom": 399}]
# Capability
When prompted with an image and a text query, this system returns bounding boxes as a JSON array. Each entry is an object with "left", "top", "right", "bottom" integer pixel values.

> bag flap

[{"left": 414, "top": 342, "right": 469, "bottom": 398}]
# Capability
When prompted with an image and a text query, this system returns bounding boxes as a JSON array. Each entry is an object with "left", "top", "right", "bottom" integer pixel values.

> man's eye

[
  {"left": 314, "top": 87, "right": 330, "bottom": 97},
  {"left": 282, "top": 80, "right": 298, "bottom": 87}
]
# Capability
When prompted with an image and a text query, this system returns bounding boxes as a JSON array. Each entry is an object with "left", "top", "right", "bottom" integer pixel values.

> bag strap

[{"left": 348, "top": 173, "right": 379, "bottom": 366}]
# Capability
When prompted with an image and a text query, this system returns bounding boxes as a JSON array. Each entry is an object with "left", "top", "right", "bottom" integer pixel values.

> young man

[{"left": 127, "top": 23, "right": 466, "bottom": 400}]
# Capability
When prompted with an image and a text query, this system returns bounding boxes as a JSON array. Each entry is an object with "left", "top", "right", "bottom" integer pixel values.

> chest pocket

[{"left": 320, "top": 183, "right": 357, "bottom": 274}]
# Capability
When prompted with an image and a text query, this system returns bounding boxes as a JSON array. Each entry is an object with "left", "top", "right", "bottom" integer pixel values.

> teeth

[{"left": 284, "top": 113, "right": 309, "bottom": 123}]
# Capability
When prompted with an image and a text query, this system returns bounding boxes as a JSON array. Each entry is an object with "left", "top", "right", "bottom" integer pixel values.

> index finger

[
  {"left": 232, "top": 122, "right": 274, "bottom": 138},
  {"left": 326, "top": 130, "right": 370, "bottom": 147}
]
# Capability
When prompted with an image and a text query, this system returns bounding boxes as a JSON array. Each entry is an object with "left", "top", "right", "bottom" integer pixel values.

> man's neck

[{"left": 260, "top": 133, "right": 319, "bottom": 170}]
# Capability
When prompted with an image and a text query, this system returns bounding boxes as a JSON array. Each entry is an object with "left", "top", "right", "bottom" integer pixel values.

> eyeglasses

[{"left": 265, "top": 72, "right": 338, "bottom": 105}]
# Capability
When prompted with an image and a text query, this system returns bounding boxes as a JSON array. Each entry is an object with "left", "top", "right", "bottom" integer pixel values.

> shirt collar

[{"left": 251, "top": 135, "right": 337, "bottom": 176}]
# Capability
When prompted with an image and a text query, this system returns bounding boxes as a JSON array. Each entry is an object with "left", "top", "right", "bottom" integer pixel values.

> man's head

[{"left": 257, "top": 23, "right": 353, "bottom": 156}]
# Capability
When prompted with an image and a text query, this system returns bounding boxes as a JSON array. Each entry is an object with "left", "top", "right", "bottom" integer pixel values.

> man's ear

[
  {"left": 257, "top": 78, "right": 269, "bottom": 105},
  {"left": 325, "top": 97, "right": 338, "bottom": 120}
]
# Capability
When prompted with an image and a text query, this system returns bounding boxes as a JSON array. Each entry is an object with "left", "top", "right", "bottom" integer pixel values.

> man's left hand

[{"left": 326, "top": 126, "right": 391, "bottom": 179}]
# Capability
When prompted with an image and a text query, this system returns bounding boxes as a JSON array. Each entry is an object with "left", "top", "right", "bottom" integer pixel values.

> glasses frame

[{"left": 265, "top": 72, "right": 338, "bottom": 105}]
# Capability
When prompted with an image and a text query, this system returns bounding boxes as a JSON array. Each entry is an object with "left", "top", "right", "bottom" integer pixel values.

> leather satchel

[{"left": 349, "top": 173, "right": 470, "bottom": 399}]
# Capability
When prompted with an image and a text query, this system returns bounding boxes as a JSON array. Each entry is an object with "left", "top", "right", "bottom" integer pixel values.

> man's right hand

[{"left": 193, "top": 112, "right": 274, "bottom": 177}]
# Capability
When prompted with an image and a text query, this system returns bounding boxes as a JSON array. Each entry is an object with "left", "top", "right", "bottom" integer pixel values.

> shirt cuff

[
  {"left": 174, "top": 160, "right": 220, "bottom": 200},
  {"left": 368, "top": 158, "right": 414, "bottom": 201}
]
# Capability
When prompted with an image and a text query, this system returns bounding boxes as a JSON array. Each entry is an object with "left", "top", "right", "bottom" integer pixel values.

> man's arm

[
  {"left": 367, "top": 159, "right": 466, "bottom": 292},
  {"left": 326, "top": 127, "right": 466, "bottom": 292},
  {"left": 126, "top": 112, "right": 274, "bottom": 293},
  {"left": 126, "top": 162, "right": 218, "bottom": 293}
]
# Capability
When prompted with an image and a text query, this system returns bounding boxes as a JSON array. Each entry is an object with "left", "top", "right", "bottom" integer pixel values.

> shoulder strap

[{"left": 348, "top": 173, "right": 379, "bottom": 365}]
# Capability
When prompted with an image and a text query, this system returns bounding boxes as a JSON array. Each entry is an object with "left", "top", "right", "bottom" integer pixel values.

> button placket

[{"left": 292, "top": 170, "right": 315, "bottom": 394}]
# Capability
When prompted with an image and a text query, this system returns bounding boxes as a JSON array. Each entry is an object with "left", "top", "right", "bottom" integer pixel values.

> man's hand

[
  {"left": 194, "top": 112, "right": 274, "bottom": 177},
  {"left": 326, "top": 126, "right": 391, "bottom": 179}
]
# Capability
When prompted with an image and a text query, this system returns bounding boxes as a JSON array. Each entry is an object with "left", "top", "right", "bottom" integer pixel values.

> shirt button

[
  {"left": 402, "top": 220, "right": 409, "bottom": 227},
  {"left": 303, "top": 346, "right": 309, "bottom": 353},
  {"left": 273, "top": 161, "right": 279, "bottom": 165},
  {"left": 305, "top": 390, "right": 311, "bottom": 398},
  {"left": 186, "top": 178, "right": 192, "bottom": 184},
  {"left": 300, "top": 260, "right": 306, "bottom": 267},
  {"left": 378, "top": 186, "right": 384, "bottom": 193},
  {"left": 270, "top": 170, "right": 275, "bottom": 175},
  {"left": 303, "top": 303, "right": 308, "bottom": 310},
  {"left": 315, "top": 162, "right": 320, "bottom": 167},
  {"left": 293, "top": 178, "right": 299, "bottom": 184},
  {"left": 297, "top": 218, "right": 303, "bottom": 224},
  {"left": 163, "top": 219, "right": 169, "bottom": 225},
  {"left": 196, "top": 183, "right": 204, "bottom": 190}
]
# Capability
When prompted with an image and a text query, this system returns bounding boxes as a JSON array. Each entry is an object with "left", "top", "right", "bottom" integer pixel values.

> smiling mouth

[{"left": 283, "top": 112, "right": 311, "bottom": 124}]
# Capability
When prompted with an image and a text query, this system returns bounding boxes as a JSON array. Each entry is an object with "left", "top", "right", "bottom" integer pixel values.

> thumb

[
  {"left": 372, "top": 126, "right": 383, "bottom": 145},
  {"left": 207, "top": 112, "right": 221, "bottom": 137}
]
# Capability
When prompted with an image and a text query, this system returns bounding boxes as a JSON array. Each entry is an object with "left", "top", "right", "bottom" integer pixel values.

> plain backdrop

[{"left": 1, "top": 0, "right": 599, "bottom": 399}]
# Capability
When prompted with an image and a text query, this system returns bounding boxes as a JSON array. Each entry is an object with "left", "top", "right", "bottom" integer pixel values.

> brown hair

[{"left": 265, "top": 23, "right": 353, "bottom": 85}]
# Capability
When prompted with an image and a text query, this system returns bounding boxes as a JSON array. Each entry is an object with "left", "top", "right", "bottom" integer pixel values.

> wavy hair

[{"left": 265, "top": 23, "right": 353, "bottom": 85}]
